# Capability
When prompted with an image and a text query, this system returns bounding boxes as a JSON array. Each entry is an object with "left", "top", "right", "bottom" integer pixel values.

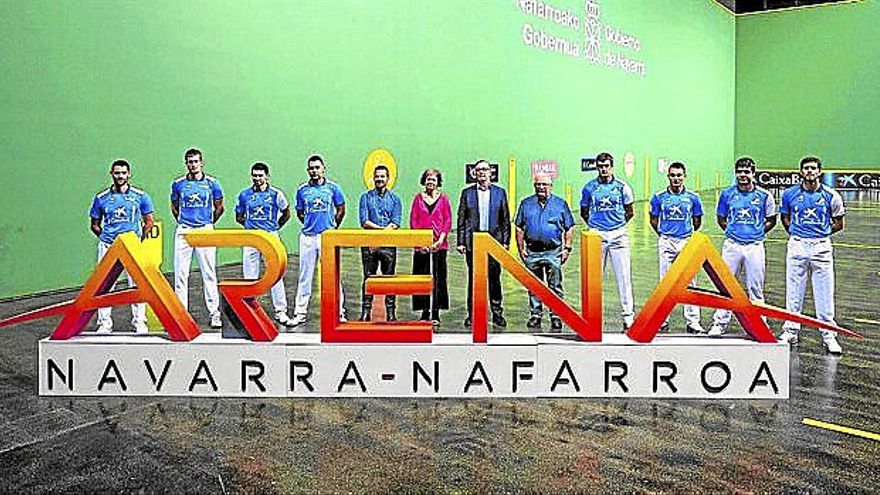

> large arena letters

[
  {"left": 1, "top": 229, "right": 857, "bottom": 342},
  {"left": 1, "top": 228, "right": 862, "bottom": 398}
]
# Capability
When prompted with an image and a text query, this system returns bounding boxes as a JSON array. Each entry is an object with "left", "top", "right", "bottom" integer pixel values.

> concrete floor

[{"left": 1, "top": 190, "right": 878, "bottom": 492}]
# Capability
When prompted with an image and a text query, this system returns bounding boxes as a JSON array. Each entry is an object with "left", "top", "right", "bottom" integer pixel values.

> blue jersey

[
  {"left": 235, "top": 185, "right": 289, "bottom": 232},
  {"left": 650, "top": 188, "right": 703, "bottom": 239},
  {"left": 171, "top": 174, "right": 223, "bottom": 227},
  {"left": 514, "top": 194, "right": 575, "bottom": 247},
  {"left": 780, "top": 184, "right": 844, "bottom": 239},
  {"left": 580, "top": 178, "right": 634, "bottom": 231},
  {"left": 90, "top": 186, "right": 154, "bottom": 244},
  {"left": 359, "top": 188, "right": 402, "bottom": 228},
  {"left": 295, "top": 179, "right": 345, "bottom": 235},
  {"left": 717, "top": 185, "right": 777, "bottom": 244}
]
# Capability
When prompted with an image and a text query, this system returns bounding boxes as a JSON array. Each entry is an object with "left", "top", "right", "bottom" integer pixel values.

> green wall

[
  {"left": 735, "top": 0, "right": 880, "bottom": 169},
  {"left": 0, "top": 0, "right": 735, "bottom": 298}
]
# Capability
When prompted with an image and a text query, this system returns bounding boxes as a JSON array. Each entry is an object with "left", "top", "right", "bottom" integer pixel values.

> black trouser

[
  {"left": 465, "top": 250, "right": 503, "bottom": 317},
  {"left": 412, "top": 249, "right": 449, "bottom": 312},
  {"left": 361, "top": 247, "right": 397, "bottom": 311}
]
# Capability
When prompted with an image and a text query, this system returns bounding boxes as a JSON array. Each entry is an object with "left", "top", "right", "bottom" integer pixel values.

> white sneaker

[
  {"left": 133, "top": 322, "right": 149, "bottom": 335},
  {"left": 96, "top": 322, "right": 113, "bottom": 334},
  {"left": 707, "top": 324, "right": 725, "bottom": 337},
  {"left": 210, "top": 314, "right": 222, "bottom": 329},
  {"left": 686, "top": 322, "right": 707, "bottom": 334},
  {"left": 275, "top": 312, "right": 295, "bottom": 327},
  {"left": 622, "top": 316, "right": 634, "bottom": 331},
  {"left": 777, "top": 329, "right": 799, "bottom": 345},
  {"left": 823, "top": 335, "right": 843, "bottom": 355},
  {"left": 290, "top": 314, "right": 307, "bottom": 327},
  {"left": 339, "top": 314, "right": 347, "bottom": 323}
]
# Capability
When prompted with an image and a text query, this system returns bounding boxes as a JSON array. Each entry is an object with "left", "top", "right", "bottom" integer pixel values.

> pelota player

[
  {"left": 89, "top": 159, "right": 154, "bottom": 334},
  {"left": 708, "top": 157, "right": 777, "bottom": 337},
  {"left": 235, "top": 162, "right": 295, "bottom": 327},
  {"left": 649, "top": 161, "right": 705, "bottom": 334},
  {"left": 777, "top": 157, "right": 845, "bottom": 355},
  {"left": 171, "top": 148, "right": 225, "bottom": 329},
  {"left": 580, "top": 152, "right": 635, "bottom": 330},
  {"left": 291, "top": 154, "right": 347, "bottom": 327}
]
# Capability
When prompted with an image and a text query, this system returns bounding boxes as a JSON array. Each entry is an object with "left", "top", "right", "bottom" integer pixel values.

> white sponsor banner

[{"left": 39, "top": 334, "right": 788, "bottom": 399}]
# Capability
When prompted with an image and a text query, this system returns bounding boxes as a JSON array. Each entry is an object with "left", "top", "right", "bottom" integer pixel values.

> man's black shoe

[
  {"left": 386, "top": 308, "right": 397, "bottom": 322},
  {"left": 551, "top": 318, "right": 563, "bottom": 332},
  {"left": 492, "top": 313, "right": 507, "bottom": 328},
  {"left": 464, "top": 316, "right": 472, "bottom": 327},
  {"left": 359, "top": 310, "right": 371, "bottom": 322},
  {"left": 526, "top": 316, "right": 542, "bottom": 329}
]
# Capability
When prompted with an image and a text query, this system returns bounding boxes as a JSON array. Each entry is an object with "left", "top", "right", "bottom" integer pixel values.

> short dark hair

[
  {"left": 800, "top": 156, "right": 822, "bottom": 169},
  {"left": 374, "top": 164, "right": 389, "bottom": 176},
  {"left": 251, "top": 162, "right": 270, "bottom": 174},
  {"left": 474, "top": 159, "right": 490, "bottom": 169},
  {"left": 596, "top": 152, "right": 614, "bottom": 165},
  {"left": 307, "top": 154, "right": 324, "bottom": 166},
  {"left": 668, "top": 161, "right": 686, "bottom": 173},
  {"left": 734, "top": 156, "right": 755, "bottom": 172},
  {"left": 420, "top": 168, "right": 443, "bottom": 187},
  {"left": 184, "top": 148, "right": 202, "bottom": 161},
  {"left": 110, "top": 159, "right": 130, "bottom": 171}
]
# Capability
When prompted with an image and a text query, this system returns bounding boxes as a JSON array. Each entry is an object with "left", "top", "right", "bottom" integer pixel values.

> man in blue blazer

[{"left": 456, "top": 159, "right": 511, "bottom": 327}]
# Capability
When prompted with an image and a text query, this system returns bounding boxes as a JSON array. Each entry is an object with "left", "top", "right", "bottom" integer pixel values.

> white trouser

[
  {"left": 658, "top": 235, "right": 701, "bottom": 327},
  {"left": 242, "top": 231, "right": 288, "bottom": 314},
  {"left": 174, "top": 224, "right": 220, "bottom": 317},
  {"left": 783, "top": 236, "right": 836, "bottom": 338},
  {"left": 96, "top": 240, "right": 146, "bottom": 330},
  {"left": 596, "top": 226, "right": 634, "bottom": 322},
  {"left": 294, "top": 233, "right": 345, "bottom": 318},
  {"left": 712, "top": 238, "right": 765, "bottom": 329}
]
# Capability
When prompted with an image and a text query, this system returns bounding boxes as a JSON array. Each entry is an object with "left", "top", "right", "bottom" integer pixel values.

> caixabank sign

[
  {"left": 1, "top": 230, "right": 858, "bottom": 399},
  {"left": 756, "top": 169, "right": 880, "bottom": 191}
]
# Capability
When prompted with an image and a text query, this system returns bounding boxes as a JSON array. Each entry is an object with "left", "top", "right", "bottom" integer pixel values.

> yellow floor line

[
  {"left": 854, "top": 318, "right": 880, "bottom": 326},
  {"left": 802, "top": 418, "right": 880, "bottom": 441}
]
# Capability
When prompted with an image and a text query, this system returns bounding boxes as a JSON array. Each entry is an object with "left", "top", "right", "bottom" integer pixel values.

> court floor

[{"left": 0, "top": 190, "right": 877, "bottom": 492}]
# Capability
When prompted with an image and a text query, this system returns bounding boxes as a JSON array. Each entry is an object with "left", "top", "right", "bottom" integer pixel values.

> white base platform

[{"left": 39, "top": 333, "right": 789, "bottom": 398}]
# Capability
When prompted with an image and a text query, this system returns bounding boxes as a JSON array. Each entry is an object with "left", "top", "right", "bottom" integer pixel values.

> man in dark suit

[{"left": 456, "top": 159, "right": 511, "bottom": 327}]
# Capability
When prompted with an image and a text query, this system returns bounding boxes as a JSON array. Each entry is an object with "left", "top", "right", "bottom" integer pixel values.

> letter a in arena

[
  {"left": 47, "top": 232, "right": 200, "bottom": 341},
  {"left": 625, "top": 233, "right": 857, "bottom": 343},
  {"left": 320, "top": 230, "right": 435, "bottom": 343},
  {"left": 0, "top": 230, "right": 293, "bottom": 342}
]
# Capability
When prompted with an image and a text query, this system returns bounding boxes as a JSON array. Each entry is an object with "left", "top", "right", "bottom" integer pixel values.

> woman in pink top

[{"left": 410, "top": 168, "right": 452, "bottom": 324}]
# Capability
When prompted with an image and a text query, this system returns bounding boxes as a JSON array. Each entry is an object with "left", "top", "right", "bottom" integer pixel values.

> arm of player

[
  {"left": 90, "top": 217, "right": 102, "bottom": 238},
  {"left": 716, "top": 214, "right": 727, "bottom": 231},
  {"left": 171, "top": 200, "right": 180, "bottom": 221},
  {"left": 579, "top": 206, "right": 590, "bottom": 226},
  {"left": 831, "top": 215, "right": 844, "bottom": 234},
  {"left": 334, "top": 203, "right": 345, "bottom": 228},
  {"left": 692, "top": 215, "right": 702, "bottom": 232},
  {"left": 624, "top": 203, "right": 634, "bottom": 223},
  {"left": 764, "top": 214, "right": 777, "bottom": 233},
  {"left": 212, "top": 198, "right": 224, "bottom": 224},
  {"left": 649, "top": 215, "right": 659, "bottom": 235},
  {"left": 278, "top": 207, "right": 291, "bottom": 229},
  {"left": 141, "top": 213, "right": 154, "bottom": 240},
  {"left": 781, "top": 213, "right": 791, "bottom": 233}
]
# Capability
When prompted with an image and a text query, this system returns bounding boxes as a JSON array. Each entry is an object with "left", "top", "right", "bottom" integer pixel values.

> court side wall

[
  {"left": 735, "top": 0, "right": 880, "bottom": 169},
  {"left": 0, "top": 1, "right": 734, "bottom": 298}
]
